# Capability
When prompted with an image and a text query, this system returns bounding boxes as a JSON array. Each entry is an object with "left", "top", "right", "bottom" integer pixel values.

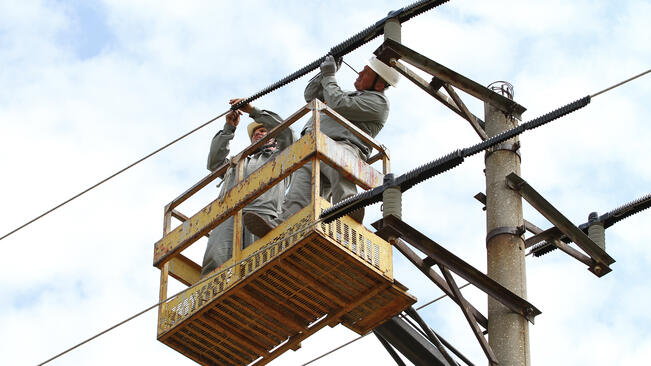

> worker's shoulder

[{"left": 352, "top": 90, "right": 389, "bottom": 106}]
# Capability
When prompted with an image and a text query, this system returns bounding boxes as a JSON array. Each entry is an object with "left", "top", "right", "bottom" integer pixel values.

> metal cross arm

[
  {"left": 505, "top": 172, "right": 616, "bottom": 277},
  {"left": 375, "top": 215, "right": 541, "bottom": 323},
  {"left": 388, "top": 56, "right": 487, "bottom": 140},
  {"left": 377, "top": 38, "right": 526, "bottom": 120},
  {"left": 528, "top": 193, "right": 651, "bottom": 257},
  {"left": 474, "top": 192, "right": 593, "bottom": 266}
]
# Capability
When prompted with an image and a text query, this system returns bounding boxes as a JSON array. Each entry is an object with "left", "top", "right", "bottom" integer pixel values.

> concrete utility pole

[{"left": 484, "top": 84, "right": 530, "bottom": 365}]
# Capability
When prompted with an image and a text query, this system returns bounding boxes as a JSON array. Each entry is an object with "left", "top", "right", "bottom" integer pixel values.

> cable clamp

[
  {"left": 486, "top": 225, "right": 526, "bottom": 244},
  {"left": 485, "top": 141, "right": 521, "bottom": 160}
]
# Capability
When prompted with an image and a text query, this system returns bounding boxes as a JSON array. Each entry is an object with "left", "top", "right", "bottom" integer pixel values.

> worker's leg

[
  {"left": 242, "top": 212, "right": 275, "bottom": 249},
  {"left": 202, "top": 211, "right": 276, "bottom": 277},
  {"left": 201, "top": 216, "right": 235, "bottom": 277},
  {"left": 245, "top": 161, "right": 331, "bottom": 237},
  {"left": 323, "top": 142, "right": 365, "bottom": 222},
  {"left": 279, "top": 160, "right": 332, "bottom": 222}
]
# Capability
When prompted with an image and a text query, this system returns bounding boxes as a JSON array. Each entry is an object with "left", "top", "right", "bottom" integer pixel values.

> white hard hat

[{"left": 368, "top": 56, "right": 400, "bottom": 87}]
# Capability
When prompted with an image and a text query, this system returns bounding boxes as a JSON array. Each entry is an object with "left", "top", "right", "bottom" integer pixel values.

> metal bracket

[
  {"left": 429, "top": 76, "right": 445, "bottom": 91},
  {"left": 486, "top": 225, "right": 526, "bottom": 244},
  {"left": 374, "top": 215, "right": 541, "bottom": 324},
  {"left": 505, "top": 172, "right": 615, "bottom": 277},
  {"left": 381, "top": 38, "right": 526, "bottom": 120},
  {"left": 485, "top": 141, "right": 521, "bottom": 160}
]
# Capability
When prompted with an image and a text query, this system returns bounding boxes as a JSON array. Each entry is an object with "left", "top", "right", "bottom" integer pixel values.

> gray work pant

[
  {"left": 278, "top": 141, "right": 363, "bottom": 222},
  {"left": 201, "top": 212, "right": 275, "bottom": 277}
]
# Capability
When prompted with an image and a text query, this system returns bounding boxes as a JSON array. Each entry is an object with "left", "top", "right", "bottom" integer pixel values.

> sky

[{"left": 1, "top": 0, "right": 649, "bottom": 365}]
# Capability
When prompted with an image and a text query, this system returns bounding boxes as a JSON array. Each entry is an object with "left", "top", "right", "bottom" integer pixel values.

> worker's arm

[
  {"left": 320, "top": 75, "right": 389, "bottom": 136},
  {"left": 206, "top": 110, "right": 241, "bottom": 171},
  {"left": 304, "top": 73, "right": 325, "bottom": 103},
  {"left": 249, "top": 107, "right": 295, "bottom": 151}
]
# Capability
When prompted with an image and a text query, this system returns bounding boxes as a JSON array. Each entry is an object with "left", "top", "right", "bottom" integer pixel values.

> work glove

[
  {"left": 335, "top": 56, "right": 343, "bottom": 70},
  {"left": 320, "top": 55, "right": 337, "bottom": 77}
]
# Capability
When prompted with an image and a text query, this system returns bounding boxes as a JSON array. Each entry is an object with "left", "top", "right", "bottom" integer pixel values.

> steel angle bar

[
  {"left": 375, "top": 317, "right": 450, "bottom": 366},
  {"left": 380, "top": 38, "right": 526, "bottom": 119},
  {"left": 404, "top": 307, "right": 459, "bottom": 366},
  {"left": 525, "top": 226, "right": 562, "bottom": 249},
  {"left": 505, "top": 172, "right": 615, "bottom": 277},
  {"left": 398, "top": 314, "right": 473, "bottom": 366},
  {"left": 390, "top": 60, "right": 486, "bottom": 138},
  {"left": 382, "top": 235, "right": 488, "bottom": 328},
  {"left": 524, "top": 219, "right": 592, "bottom": 266},
  {"left": 377, "top": 215, "right": 541, "bottom": 323},
  {"left": 474, "top": 192, "right": 592, "bottom": 265},
  {"left": 530, "top": 193, "right": 651, "bottom": 257},
  {"left": 442, "top": 83, "right": 488, "bottom": 140},
  {"left": 374, "top": 332, "right": 408, "bottom": 366},
  {"left": 439, "top": 265, "right": 497, "bottom": 365}
]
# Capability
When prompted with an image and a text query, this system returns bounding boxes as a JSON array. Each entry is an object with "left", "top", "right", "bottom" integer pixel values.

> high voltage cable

[
  {"left": 1, "top": 0, "right": 451, "bottom": 243},
  {"left": 0, "top": 110, "right": 229, "bottom": 242},
  {"left": 590, "top": 68, "right": 650, "bottom": 98}
]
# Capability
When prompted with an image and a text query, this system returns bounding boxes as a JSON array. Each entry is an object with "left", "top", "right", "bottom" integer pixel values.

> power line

[
  {"left": 36, "top": 217, "right": 326, "bottom": 365},
  {"left": 1, "top": 110, "right": 229, "bottom": 242},
  {"left": 590, "top": 68, "right": 650, "bottom": 98}
]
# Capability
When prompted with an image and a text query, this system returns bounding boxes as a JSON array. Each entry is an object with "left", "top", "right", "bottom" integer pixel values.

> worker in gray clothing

[
  {"left": 244, "top": 55, "right": 399, "bottom": 238},
  {"left": 201, "top": 98, "right": 294, "bottom": 277}
]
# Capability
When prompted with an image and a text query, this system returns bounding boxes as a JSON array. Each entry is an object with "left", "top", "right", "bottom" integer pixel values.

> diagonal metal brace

[
  {"left": 375, "top": 215, "right": 541, "bottom": 323},
  {"left": 439, "top": 265, "right": 498, "bottom": 365},
  {"left": 404, "top": 307, "right": 459, "bottom": 366},
  {"left": 505, "top": 172, "right": 615, "bottom": 277},
  {"left": 381, "top": 235, "right": 488, "bottom": 328},
  {"left": 378, "top": 38, "right": 526, "bottom": 119},
  {"left": 388, "top": 58, "right": 487, "bottom": 140}
]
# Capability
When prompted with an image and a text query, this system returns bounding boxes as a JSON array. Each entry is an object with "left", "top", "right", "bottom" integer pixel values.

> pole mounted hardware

[
  {"left": 528, "top": 193, "right": 651, "bottom": 258},
  {"left": 505, "top": 172, "right": 617, "bottom": 277}
]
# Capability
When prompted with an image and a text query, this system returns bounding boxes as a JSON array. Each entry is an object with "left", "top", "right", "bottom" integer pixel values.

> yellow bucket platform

[{"left": 157, "top": 199, "right": 415, "bottom": 365}]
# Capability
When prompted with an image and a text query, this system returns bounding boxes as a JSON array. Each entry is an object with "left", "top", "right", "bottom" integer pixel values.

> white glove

[{"left": 320, "top": 55, "right": 337, "bottom": 76}]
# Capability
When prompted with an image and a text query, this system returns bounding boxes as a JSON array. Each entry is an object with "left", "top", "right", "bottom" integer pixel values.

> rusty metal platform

[{"left": 157, "top": 200, "right": 415, "bottom": 366}]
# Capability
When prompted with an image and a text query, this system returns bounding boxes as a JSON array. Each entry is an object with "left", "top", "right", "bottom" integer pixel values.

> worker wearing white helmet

[
  {"left": 201, "top": 99, "right": 294, "bottom": 277},
  {"left": 244, "top": 54, "right": 399, "bottom": 238}
]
